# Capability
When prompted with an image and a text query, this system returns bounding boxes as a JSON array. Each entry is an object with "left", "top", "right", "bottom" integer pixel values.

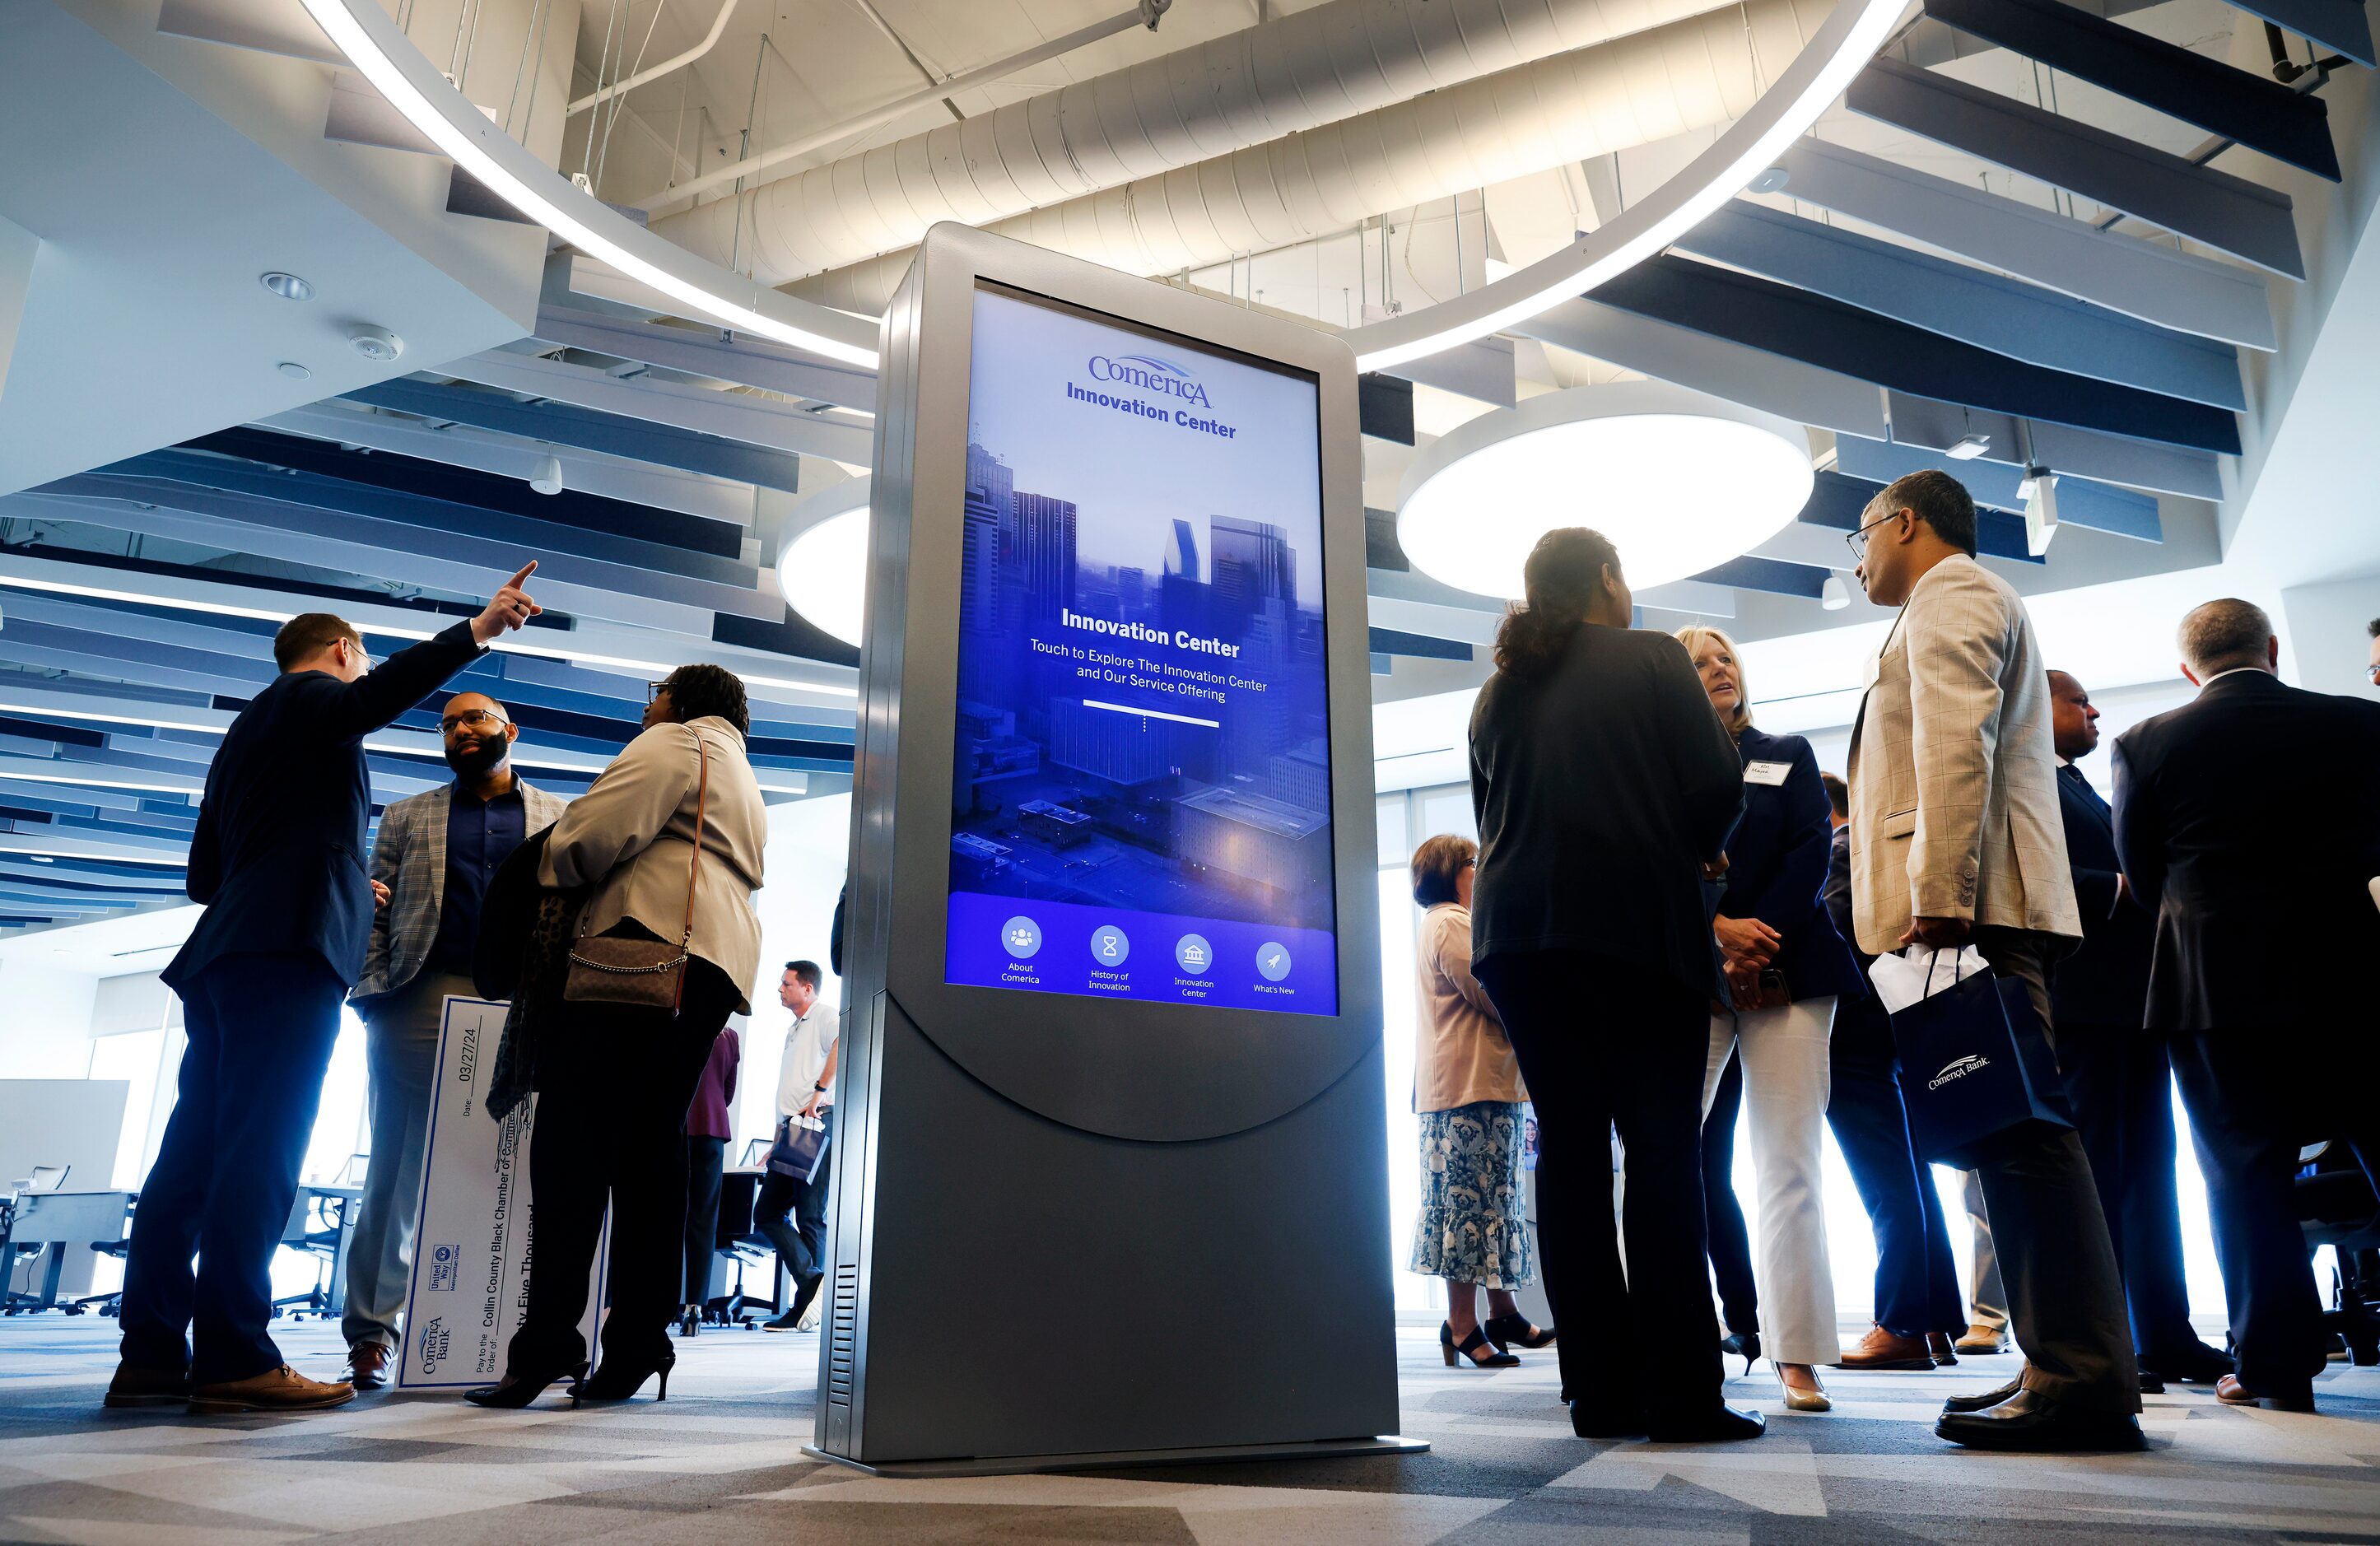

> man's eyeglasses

[
  {"left": 440, "top": 709, "right": 506, "bottom": 733},
  {"left": 1844, "top": 512, "right": 1902, "bottom": 561}
]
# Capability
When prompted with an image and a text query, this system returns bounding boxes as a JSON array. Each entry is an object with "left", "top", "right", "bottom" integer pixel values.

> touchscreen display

[{"left": 942, "top": 285, "right": 1338, "bottom": 1015}]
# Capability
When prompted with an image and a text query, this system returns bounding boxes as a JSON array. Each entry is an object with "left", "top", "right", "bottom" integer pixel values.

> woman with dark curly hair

[{"left": 469, "top": 664, "right": 767, "bottom": 1409}]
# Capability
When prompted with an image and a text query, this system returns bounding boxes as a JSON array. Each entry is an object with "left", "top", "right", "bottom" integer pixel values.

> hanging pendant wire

[
  {"left": 594, "top": 0, "right": 669, "bottom": 197},
  {"left": 582, "top": 0, "right": 624, "bottom": 180}
]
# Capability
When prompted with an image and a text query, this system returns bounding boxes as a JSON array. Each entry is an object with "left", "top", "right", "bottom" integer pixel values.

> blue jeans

[{"left": 119, "top": 952, "right": 347, "bottom": 1385}]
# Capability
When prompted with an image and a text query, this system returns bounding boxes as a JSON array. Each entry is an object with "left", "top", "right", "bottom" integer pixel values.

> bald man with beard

[{"left": 341, "top": 692, "right": 568, "bottom": 1387}]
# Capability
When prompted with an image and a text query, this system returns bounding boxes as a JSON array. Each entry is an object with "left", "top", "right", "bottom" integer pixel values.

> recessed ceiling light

[
  {"left": 1395, "top": 382, "right": 1814, "bottom": 598},
  {"left": 348, "top": 325, "right": 404, "bottom": 362},
  {"left": 260, "top": 271, "right": 315, "bottom": 301},
  {"left": 777, "top": 477, "right": 871, "bottom": 648},
  {"left": 277, "top": 361, "right": 313, "bottom": 380}
]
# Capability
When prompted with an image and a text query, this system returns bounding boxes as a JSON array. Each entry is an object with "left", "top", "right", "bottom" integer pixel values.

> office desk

[{"left": 3, "top": 1190, "right": 133, "bottom": 1313}]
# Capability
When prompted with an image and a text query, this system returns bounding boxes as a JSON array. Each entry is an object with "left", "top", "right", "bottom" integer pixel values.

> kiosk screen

[{"left": 943, "top": 285, "right": 1338, "bottom": 1015}]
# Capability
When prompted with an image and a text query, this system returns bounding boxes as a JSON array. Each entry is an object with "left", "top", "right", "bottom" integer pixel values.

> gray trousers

[
  {"left": 1963, "top": 1168, "right": 2007, "bottom": 1329},
  {"left": 1970, "top": 929, "right": 2140, "bottom": 1413},
  {"left": 342, "top": 971, "right": 470, "bottom": 1352}
]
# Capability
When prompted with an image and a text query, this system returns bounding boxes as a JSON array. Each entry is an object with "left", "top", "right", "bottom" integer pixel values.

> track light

[
  {"left": 1821, "top": 574, "right": 1850, "bottom": 611},
  {"left": 529, "top": 454, "right": 565, "bottom": 496},
  {"left": 2020, "top": 466, "right": 2059, "bottom": 556}
]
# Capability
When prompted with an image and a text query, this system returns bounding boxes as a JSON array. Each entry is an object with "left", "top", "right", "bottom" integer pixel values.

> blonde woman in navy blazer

[{"left": 1676, "top": 626, "right": 1864, "bottom": 1413}]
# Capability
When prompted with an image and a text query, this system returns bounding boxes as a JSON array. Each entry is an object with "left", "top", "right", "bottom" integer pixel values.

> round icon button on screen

[
  {"left": 1255, "top": 942, "right": 1292, "bottom": 981},
  {"left": 1174, "top": 934, "right": 1212, "bottom": 974},
  {"left": 1090, "top": 924, "right": 1130, "bottom": 966},
  {"left": 1001, "top": 916, "right": 1042, "bottom": 960}
]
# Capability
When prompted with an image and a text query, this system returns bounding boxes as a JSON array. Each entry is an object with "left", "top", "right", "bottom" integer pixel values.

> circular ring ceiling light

[
  {"left": 1395, "top": 383, "right": 1814, "bottom": 601},
  {"left": 777, "top": 477, "right": 870, "bottom": 648}
]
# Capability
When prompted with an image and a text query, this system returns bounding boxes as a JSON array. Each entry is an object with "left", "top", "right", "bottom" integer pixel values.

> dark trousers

[
  {"left": 1827, "top": 991, "right": 1965, "bottom": 1337},
  {"left": 2168, "top": 1033, "right": 2374, "bottom": 1395},
  {"left": 756, "top": 1106, "right": 835, "bottom": 1292},
  {"left": 682, "top": 1135, "right": 727, "bottom": 1306},
  {"left": 2056, "top": 1028, "right": 2206, "bottom": 1365},
  {"left": 119, "top": 952, "right": 346, "bottom": 1385},
  {"left": 1476, "top": 950, "right": 1721, "bottom": 1419},
  {"left": 1969, "top": 928, "right": 2140, "bottom": 1412},
  {"left": 1701, "top": 1055, "right": 1758, "bottom": 1338},
  {"left": 505, "top": 964, "right": 740, "bottom": 1376}
]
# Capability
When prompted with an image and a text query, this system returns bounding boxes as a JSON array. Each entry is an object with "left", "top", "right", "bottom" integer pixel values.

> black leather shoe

[
  {"left": 2138, "top": 1371, "right": 2166, "bottom": 1395},
  {"left": 1646, "top": 1404, "right": 1765, "bottom": 1442},
  {"left": 1941, "top": 1376, "right": 2024, "bottom": 1415},
  {"left": 2140, "top": 1343, "right": 2234, "bottom": 1385},
  {"left": 1570, "top": 1399, "right": 1647, "bottom": 1439},
  {"left": 1935, "top": 1389, "right": 2145, "bottom": 1451}
]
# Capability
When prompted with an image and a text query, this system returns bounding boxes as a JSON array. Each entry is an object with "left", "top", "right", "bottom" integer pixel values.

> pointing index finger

[{"left": 504, "top": 560, "right": 538, "bottom": 590}]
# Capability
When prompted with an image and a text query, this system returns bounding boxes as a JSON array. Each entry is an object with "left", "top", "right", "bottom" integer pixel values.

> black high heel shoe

[
  {"left": 1442, "top": 1321, "right": 1520, "bottom": 1368},
  {"left": 1719, "top": 1328, "right": 1763, "bottom": 1377},
  {"left": 1483, "top": 1312, "right": 1556, "bottom": 1351},
  {"left": 463, "top": 1362, "right": 587, "bottom": 1409},
  {"left": 578, "top": 1351, "right": 675, "bottom": 1403}
]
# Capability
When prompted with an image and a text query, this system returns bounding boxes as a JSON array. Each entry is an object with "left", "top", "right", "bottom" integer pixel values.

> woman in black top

[
  {"left": 1469, "top": 528, "right": 1760, "bottom": 1443},
  {"left": 1676, "top": 626, "right": 1866, "bottom": 1413}
]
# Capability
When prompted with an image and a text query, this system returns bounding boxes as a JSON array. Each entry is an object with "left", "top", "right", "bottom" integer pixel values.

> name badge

[{"left": 1744, "top": 761, "right": 1792, "bottom": 786}]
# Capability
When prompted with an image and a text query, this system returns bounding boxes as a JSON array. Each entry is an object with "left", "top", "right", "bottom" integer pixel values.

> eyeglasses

[
  {"left": 440, "top": 709, "right": 506, "bottom": 733},
  {"left": 645, "top": 680, "right": 670, "bottom": 705},
  {"left": 1844, "top": 511, "right": 1902, "bottom": 561}
]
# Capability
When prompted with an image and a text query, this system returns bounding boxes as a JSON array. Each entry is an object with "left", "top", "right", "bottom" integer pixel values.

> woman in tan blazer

[
  {"left": 1408, "top": 834, "right": 1553, "bottom": 1369},
  {"left": 470, "top": 664, "right": 767, "bottom": 1410}
]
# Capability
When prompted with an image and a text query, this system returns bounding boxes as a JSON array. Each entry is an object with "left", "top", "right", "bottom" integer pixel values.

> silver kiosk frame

[{"left": 810, "top": 224, "right": 1414, "bottom": 1476}]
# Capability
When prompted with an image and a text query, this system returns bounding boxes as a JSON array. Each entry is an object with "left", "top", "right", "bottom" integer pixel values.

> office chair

[
  {"left": 270, "top": 1189, "right": 355, "bottom": 1320},
  {"left": 2298, "top": 1139, "right": 2380, "bottom": 1367}
]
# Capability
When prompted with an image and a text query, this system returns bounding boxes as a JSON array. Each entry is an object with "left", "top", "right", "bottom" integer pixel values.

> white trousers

[{"left": 1703, "top": 994, "right": 1841, "bottom": 1367}]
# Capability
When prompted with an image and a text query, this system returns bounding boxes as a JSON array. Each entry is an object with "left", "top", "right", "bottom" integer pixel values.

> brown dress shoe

[
  {"left": 2216, "top": 1374, "right": 2314, "bottom": 1412},
  {"left": 1833, "top": 1325, "right": 1935, "bottom": 1371},
  {"left": 344, "top": 1343, "right": 391, "bottom": 1390},
  {"left": 104, "top": 1362, "right": 191, "bottom": 1409},
  {"left": 1928, "top": 1333, "right": 1959, "bottom": 1367},
  {"left": 189, "top": 1364, "right": 355, "bottom": 1414},
  {"left": 1954, "top": 1322, "right": 2010, "bottom": 1354}
]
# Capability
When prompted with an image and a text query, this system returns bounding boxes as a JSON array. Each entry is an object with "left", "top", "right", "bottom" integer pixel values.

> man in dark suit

[
  {"left": 2046, "top": 670, "right": 2231, "bottom": 1389},
  {"left": 107, "top": 565, "right": 543, "bottom": 1414},
  {"left": 2113, "top": 598, "right": 2380, "bottom": 1412}
]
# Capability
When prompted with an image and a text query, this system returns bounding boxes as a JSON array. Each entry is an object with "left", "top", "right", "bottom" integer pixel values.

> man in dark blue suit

[
  {"left": 2045, "top": 670, "right": 2230, "bottom": 1390},
  {"left": 108, "top": 564, "right": 543, "bottom": 1413},
  {"left": 2115, "top": 599, "right": 2380, "bottom": 1412}
]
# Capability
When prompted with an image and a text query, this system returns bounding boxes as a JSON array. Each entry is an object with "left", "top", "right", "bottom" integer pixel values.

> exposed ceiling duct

[
  {"left": 648, "top": 0, "right": 1753, "bottom": 287},
  {"left": 788, "top": 0, "right": 1837, "bottom": 315}
]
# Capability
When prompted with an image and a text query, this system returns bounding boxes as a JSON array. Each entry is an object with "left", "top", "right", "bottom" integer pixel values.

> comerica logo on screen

[{"left": 1087, "top": 353, "right": 1213, "bottom": 407}]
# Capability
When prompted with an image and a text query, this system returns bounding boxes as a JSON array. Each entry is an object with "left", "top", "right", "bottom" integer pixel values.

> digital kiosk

[{"left": 813, "top": 224, "right": 1409, "bottom": 1474}]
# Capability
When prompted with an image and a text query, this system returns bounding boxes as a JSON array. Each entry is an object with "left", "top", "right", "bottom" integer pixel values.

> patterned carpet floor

[{"left": 3, "top": 1314, "right": 2378, "bottom": 1544}]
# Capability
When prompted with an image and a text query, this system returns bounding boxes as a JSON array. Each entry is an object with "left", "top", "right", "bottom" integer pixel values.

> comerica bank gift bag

[{"left": 1870, "top": 947, "right": 2073, "bottom": 1167}]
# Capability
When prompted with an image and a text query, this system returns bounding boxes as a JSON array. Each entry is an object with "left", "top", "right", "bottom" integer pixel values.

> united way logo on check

[{"left": 426, "top": 1242, "right": 460, "bottom": 1292}]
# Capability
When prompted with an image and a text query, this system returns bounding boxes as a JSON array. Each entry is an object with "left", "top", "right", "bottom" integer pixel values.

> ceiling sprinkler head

[
  {"left": 277, "top": 361, "right": 313, "bottom": 380},
  {"left": 347, "top": 325, "right": 404, "bottom": 363}
]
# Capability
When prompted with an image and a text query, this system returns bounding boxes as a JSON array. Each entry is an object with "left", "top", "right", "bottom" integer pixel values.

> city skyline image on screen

[{"left": 943, "top": 285, "right": 1338, "bottom": 1015}]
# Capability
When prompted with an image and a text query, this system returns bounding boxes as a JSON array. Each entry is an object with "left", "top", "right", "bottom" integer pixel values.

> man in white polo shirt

[{"left": 757, "top": 960, "right": 836, "bottom": 1332}]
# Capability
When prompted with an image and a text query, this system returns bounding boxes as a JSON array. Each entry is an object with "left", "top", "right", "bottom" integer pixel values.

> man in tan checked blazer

[{"left": 1846, "top": 470, "right": 2141, "bottom": 1454}]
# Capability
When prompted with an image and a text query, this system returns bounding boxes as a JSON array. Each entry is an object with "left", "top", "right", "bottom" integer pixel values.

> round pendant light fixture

[
  {"left": 777, "top": 476, "right": 870, "bottom": 648},
  {"left": 1395, "top": 382, "right": 1814, "bottom": 600}
]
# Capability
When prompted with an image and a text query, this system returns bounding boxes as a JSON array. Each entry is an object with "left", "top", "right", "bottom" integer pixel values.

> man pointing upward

[{"left": 109, "top": 563, "right": 543, "bottom": 1415}]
